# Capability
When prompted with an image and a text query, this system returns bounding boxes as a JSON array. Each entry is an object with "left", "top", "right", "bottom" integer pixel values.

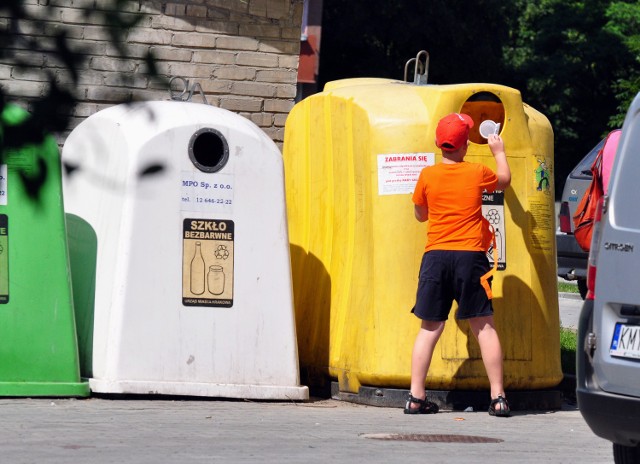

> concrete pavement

[
  {"left": 0, "top": 396, "right": 612, "bottom": 464},
  {"left": 0, "top": 295, "right": 603, "bottom": 464}
]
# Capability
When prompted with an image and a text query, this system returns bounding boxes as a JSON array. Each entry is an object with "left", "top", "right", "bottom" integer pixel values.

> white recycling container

[{"left": 62, "top": 101, "right": 308, "bottom": 400}]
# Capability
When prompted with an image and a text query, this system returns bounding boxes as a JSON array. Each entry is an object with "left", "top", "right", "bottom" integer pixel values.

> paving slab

[{"left": 0, "top": 396, "right": 611, "bottom": 463}]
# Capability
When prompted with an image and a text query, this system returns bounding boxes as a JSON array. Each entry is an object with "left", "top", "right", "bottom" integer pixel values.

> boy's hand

[
  {"left": 487, "top": 133, "right": 511, "bottom": 189},
  {"left": 487, "top": 133, "right": 505, "bottom": 156}
]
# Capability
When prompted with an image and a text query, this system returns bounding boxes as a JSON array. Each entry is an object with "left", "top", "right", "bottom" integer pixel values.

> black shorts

[{"left": 411, "top": 250, "right": 493, "bottom": 322}]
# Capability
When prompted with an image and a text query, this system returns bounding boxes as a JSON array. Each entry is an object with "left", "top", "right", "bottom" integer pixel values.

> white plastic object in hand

[{"left": 479, "top": 120, "right": 501, "bottom": 139}]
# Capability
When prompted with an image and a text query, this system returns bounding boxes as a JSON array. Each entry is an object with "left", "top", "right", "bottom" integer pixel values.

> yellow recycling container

[{"left": 284, "top": 79, "right": 561, "bottom": 394}]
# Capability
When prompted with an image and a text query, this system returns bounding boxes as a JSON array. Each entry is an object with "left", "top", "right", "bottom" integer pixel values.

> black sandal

[
  {"left": 404, "top": 394, "right": 439, "bottom": 415},
  {"left": 488, "top": 395, "right": 511, "bottom": 417}
]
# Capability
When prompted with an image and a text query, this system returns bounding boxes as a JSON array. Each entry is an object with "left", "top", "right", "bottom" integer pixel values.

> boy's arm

[
  {"left": 414, "top": 204, "right": 428, "bottom": 222},
  {"left": 488, "top": 133, "right": 511, "bottom": 189}
]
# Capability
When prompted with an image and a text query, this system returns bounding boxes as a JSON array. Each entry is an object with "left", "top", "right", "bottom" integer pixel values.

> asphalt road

[{"left": 559, "top": 289, "right": 583, "bottom": 329}]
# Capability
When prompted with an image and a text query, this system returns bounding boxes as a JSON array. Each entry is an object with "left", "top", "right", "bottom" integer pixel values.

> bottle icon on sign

[
  {"left": 207, "top": 265, "right": 225, "bottom": 295},
  {"left": 495, "top": 229, "right": 503, "bottom": 261},
  {"left": 190, "top": 242, "right": 206, "bottom": 295}
]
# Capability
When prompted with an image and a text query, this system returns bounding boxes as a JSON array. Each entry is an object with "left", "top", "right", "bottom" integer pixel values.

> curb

[
  {"left": 559, "top": 292, "right": 583, "bottom": 301},
  {"left": 559, "top": 374, "right": 577, "bottom": 403}
]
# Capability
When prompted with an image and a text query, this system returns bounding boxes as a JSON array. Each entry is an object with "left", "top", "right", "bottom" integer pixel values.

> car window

[
  {"left": 610, "top": 122, "right": 640, "bottom": 230},
  {"left": 570, "top": 138, "right": 606, "bottom": 179}
]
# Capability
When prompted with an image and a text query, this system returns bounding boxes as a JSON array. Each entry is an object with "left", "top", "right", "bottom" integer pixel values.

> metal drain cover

[{"left": 362, "top": 433, "right": 503, "bottom": 443}]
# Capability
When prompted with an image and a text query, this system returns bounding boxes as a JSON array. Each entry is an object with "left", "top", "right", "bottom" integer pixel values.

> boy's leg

[
  {"left": 468, "top": 315, "right": 506, "bottom": 408},
  {"left": 409, "top": 319, "right": 445, "bottom": 405}
]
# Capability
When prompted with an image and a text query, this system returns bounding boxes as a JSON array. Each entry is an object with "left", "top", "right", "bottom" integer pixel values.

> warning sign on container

[
  {"left": 377, "top": 153, "right": 434, "bottom": 195},
  {"left": 182, "top": 218, "right": 234, "bottom": 307},
  {"left": 0, "top": 165, "right": 7, "bottom": 206}
]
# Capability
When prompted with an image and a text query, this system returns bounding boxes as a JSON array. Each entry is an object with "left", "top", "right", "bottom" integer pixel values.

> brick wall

[{"left": 0, "top": 0, "right": 303, "bottom": 145}]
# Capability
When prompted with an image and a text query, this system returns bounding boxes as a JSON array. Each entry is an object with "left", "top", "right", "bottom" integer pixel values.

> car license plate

[{"left": 610, "top": 323, "right": 640, "bottom": 360}]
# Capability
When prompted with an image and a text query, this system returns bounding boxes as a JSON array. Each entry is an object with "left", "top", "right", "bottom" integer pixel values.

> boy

[{"left": 405, "top": 113, "right": 511, "bottom": 417}]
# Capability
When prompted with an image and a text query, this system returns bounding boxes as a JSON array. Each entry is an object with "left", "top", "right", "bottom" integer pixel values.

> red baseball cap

[{"left": 435, "top": 113, "right": 474, "bottom": 152}]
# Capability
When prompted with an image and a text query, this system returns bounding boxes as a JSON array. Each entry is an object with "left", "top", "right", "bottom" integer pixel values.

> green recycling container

[{"left": 0, "top": 104, "right": 88, "bottom": 396}]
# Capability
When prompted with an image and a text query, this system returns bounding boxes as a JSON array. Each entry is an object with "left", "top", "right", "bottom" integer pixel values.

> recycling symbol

[
  {"left": 486, "top": 208, "right": 501, "bottom": 225},
  {"left": 214, "top": 244, "right": 229, "bottom": 260}
]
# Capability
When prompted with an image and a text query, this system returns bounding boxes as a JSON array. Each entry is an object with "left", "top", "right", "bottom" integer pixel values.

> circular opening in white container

[{"left": 188, "top": 128, "right": 229, "bottom": 173}]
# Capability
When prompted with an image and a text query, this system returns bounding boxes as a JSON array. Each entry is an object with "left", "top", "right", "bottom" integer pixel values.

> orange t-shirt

[{"left": 412, "top": 162, "right": 498, "bottom": 252}]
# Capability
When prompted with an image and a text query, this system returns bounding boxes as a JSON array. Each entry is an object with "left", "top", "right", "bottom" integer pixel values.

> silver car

[{"left": 577, "top": 92, "right": 640, "bottom": 463}]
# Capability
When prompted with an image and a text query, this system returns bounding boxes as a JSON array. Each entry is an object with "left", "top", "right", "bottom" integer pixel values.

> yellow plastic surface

[{"left": 284, "top": 80, "right": 561, "bottom": 393}]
